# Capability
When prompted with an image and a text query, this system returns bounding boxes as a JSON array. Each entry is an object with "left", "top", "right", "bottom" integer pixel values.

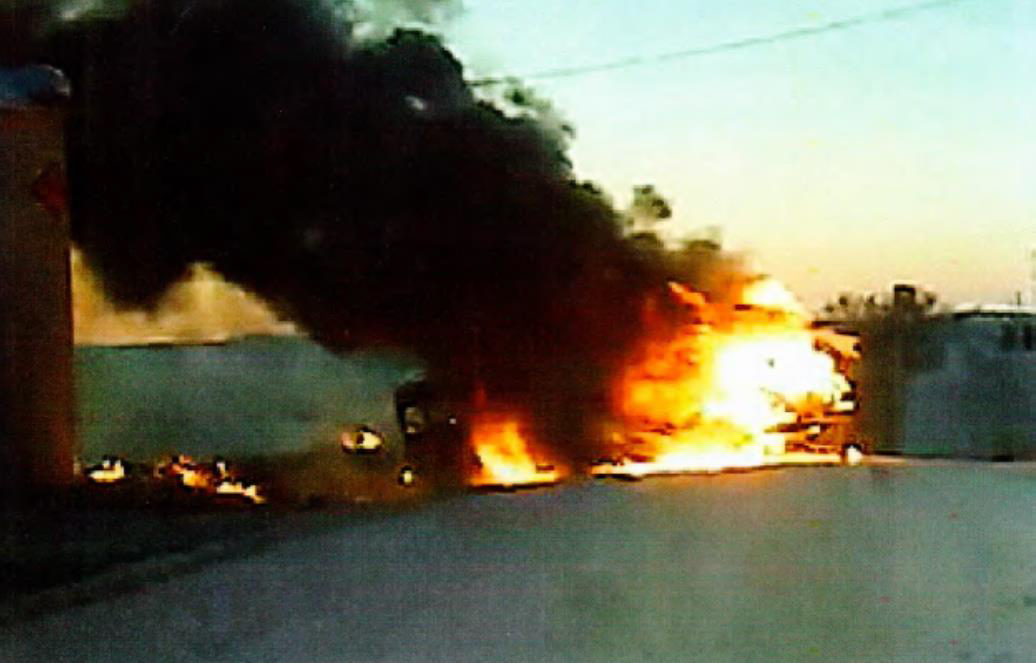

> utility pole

[{"left": 1029, "top": 245, "right": 1036, "bottom": 307}]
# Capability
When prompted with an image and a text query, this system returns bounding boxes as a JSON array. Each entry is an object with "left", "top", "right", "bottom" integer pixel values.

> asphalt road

[{"left": 3, "top": 460, "right": 1035, "bottom": 662}]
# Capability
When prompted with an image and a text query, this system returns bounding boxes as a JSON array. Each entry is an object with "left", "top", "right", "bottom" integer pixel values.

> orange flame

[
  {"left": 86, "top": 457, "right": 127, "bottom": 484},
  {"left": 606, "top": 279, "right": 851, "bottom": 476},
  {"left": 155, "top": 454, "right": 266, "bottom": 504},
  {"left": 740, "top": 277, "right": 807, "bottom": 316},
  {"left": 469, "top": 413, "right": 561, "bottom": 488}
]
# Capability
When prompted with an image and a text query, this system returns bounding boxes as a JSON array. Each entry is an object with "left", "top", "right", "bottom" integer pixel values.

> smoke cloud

[
  {"left": 72, "top": 248, "right": 297, "bottom": 345},
  {"left": 15, "top": 0, "right": 710, "bottom": 461}
]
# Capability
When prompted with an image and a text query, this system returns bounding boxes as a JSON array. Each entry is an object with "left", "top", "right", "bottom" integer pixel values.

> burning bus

[{"left": 388, "top": 276, "right": 865, "bottom": 490}]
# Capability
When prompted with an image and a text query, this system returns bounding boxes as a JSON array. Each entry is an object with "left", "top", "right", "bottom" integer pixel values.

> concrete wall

[
  {"left": 0, "top": 72, "right": 74, "bottom": 494},
  {"left": 860, "top": 313, "right": 1036, "bottom": 459}
]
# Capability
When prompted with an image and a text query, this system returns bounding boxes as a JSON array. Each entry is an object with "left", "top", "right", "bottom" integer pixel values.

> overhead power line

[{"left": 469, "top": 0, "right": 974, "bottom": 86}]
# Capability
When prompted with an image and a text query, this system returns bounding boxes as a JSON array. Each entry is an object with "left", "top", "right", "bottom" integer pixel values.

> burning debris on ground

[
  {"left": 79, "top": 453, "right": 267, "bottom": 506},
  {"left": 340, "top": 426, "right": 385, "bottom": 454},
  {"left": 467, "top": 411, "right": 562, "bottom": 489},
  {"left": 158, "top": 455, "right": 267, "bottom": 505},
  {"left": 83, "top": 456, "right": 126, "bottom": 484}
]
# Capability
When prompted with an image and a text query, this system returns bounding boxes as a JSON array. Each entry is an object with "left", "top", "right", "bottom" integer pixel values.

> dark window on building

[{"left": 1000, "top": 324, "right": 1017, "bottom": 351}]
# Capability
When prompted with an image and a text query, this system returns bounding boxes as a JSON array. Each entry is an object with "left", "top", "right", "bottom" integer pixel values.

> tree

[{"left": 626, "top": 184, "right": 671, "bottom": 232}]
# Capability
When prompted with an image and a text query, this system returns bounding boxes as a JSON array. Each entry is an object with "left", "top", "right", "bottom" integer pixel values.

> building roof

[{"left": 949, "top": 304, "right": 1036, "bottom": 320}]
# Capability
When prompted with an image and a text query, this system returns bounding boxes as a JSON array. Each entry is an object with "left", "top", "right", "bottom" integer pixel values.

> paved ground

[{"left": 2, "top": 460, "right": 1035, "bottom": 662}]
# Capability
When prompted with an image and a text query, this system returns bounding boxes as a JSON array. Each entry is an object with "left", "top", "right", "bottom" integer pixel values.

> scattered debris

[
  {"left": 397, "top": 466, "right": 416, "bottom": 487},
  {"left": 341, "top": 426, "right": 385, "bottom": 454},
  {"left": 86, "top": 456, "right": 127, "bottom": 484},
  {"left": 84, "top": 453, "right": 266, "bottom": 505}
]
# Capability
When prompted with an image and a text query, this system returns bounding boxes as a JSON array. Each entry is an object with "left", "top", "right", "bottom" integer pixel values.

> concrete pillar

[{"left": 0, "top": 66, "right": 74, "bottom": 496}]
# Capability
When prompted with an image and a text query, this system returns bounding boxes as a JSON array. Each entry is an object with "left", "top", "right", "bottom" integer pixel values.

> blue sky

[{"left": 443, "top": 0, "right": 1036, "bottom": 306}]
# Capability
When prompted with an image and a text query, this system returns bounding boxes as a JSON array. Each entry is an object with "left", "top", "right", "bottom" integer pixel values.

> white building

[{"left": 860, "top": 305, "right": 1036, "bottom": 458}]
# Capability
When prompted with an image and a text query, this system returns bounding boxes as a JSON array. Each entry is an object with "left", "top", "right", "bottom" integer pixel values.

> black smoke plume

[{"left": 17, "top": 0, "right": 679, "bottom": 460}]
